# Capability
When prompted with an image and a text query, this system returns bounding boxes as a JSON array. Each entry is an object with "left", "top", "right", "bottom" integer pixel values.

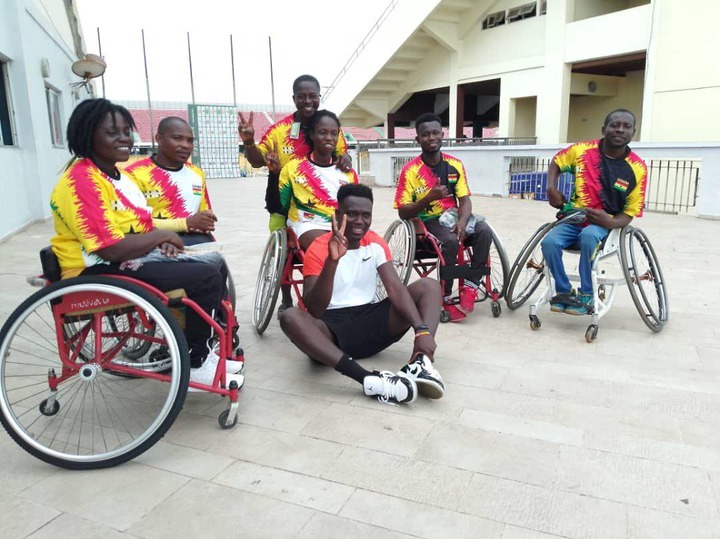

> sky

[{"left": 74, "top": 0, "right": 393, "bottom": 109}]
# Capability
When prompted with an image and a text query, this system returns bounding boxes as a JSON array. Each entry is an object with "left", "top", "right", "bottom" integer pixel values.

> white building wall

[{"left": 0, "top": 0, "right": 86, "bottom": 241}]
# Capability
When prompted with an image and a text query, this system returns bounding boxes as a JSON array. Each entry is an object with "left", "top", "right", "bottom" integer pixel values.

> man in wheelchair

[
  {"left": 542, "top": 109, "right": 647, "bottom": 315},
  {"left": 125, "top": 116, "right": 218, "bottom": 246},
  {"left": 49, "top": 98, "right": 243, "bottom": 390},
  {"left": 279, "top": 184, "right": 445, "bottom": 405},
  {"left": 394, "top": 113, "right": 493, "bottom": 322}
]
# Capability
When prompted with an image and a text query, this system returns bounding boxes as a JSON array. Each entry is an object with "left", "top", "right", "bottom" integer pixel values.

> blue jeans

[{"left": 540, "top": 223, "right": 609, "bottom": 295}]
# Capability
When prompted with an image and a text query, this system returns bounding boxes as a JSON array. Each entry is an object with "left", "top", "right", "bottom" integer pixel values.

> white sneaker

[
  {"left": 363, "top": 370, "right": 417, "bottom": 405},
  {"left": 189, "top": 351, "right": 245, "bottom": 393},
  {"left": 400, "top": 354, "right": 445, "bottom": 399}
]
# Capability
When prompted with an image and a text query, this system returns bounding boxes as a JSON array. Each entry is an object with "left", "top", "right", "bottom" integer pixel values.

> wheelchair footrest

[{"left": 439, "top": 265, "right": 490, "bottom": 282}]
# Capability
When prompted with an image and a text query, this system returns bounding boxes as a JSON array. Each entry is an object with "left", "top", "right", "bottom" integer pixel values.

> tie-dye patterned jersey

[
  {"left": 279, "top": 158, "right": 359, "bottom": 225},
  {"left": 393, "top": 153, "right": 471, "bottom": 221},
  {"left": 125, "top": 157, "right": 211, "bottom": 219},
  {"left": 50, "top": 158, "right": 153, "bottom": 278},
  {"left": 257, "top": 113, "right": 348, "bottom": 168},
  {"left": 554, "top": 139, "right": 647, "bottom": 217}
]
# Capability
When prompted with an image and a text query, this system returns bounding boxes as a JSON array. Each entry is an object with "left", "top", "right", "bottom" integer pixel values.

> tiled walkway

[{"left": 1, "top": 176, "right": 719, "bottom": 538}]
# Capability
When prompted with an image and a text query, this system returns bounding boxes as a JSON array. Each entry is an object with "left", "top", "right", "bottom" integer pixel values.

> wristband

[
  {"left": 414, "top": 324, "right": 429, "bottom": 333},
  {"left": 414, "top": 331, "right": 431, "bottom": 339}
]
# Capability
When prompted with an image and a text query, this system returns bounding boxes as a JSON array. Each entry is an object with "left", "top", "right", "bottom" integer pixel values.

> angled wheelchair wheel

[
  {"left": 227, "top": 272, "right": 237, "bottom": 312},
  {"left": 620, "top": 226, "right": 669, "bottom": 332},
  {"left": 377, "top": 220, "right": 416, "bottom": 300},
  {"left": 252, "top": 229, "right": 287, "bottom": 334},
  {"left": 487, "top": 225, "right": 510, "bottom": 299},
  {"left": 505, "top": 222, "right": 554, "bottom": 310},
  {"left": 0, "top": 276, "right": 189, "bottom": 469}
]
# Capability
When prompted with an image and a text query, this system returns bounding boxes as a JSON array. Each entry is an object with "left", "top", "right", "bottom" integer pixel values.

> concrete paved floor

[{"left": 1, "top": 176, "right": 719, "bottom": 538}]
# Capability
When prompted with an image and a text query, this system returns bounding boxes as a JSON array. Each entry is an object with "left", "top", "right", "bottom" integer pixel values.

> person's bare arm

[
  {"left": 94, "top": 230, "right": 183, "bottom": 262},
  {"left": 584, "top": 208, "right": 632, "bottom": 229},
  {"left": 546, "top": 160, "right": 565, "bottom": 209}
]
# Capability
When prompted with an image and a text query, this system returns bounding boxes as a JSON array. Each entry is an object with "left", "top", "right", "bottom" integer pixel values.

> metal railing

[
  {"left": 507, "top": 157, "right": 701, "bottom": 213},
  {"left": 358, "top": 136, "right": 537, "bottom": 150},
  {"left": 391, "top": 156, "right": 414, "bottom": 186},
  {"left": 322, "top": 0, "right": 399, "bottom": 104}
]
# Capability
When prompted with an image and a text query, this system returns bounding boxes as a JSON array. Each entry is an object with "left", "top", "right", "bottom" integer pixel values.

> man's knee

[
  {"left": 409, "top": 277, "right": 442, "bottom": 301},
  {"left": 578, "top": 227, "right": 606, "bottom": 249},
  {"left": 541, "top": 234, "right": 560, "bottom": 255},
  {"left": 278, "top": 307, "right": 304, "bottom": 336}
]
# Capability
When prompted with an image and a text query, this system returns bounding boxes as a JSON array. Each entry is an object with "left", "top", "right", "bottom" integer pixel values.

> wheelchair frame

[
  {"left": 381, "top": 218, "right": 509, "bottom": 321},
  {"left": 505, "top": 213, "right": 669, "bottom": 342},
  {"left": 0, "top": 257, "right": 245, "bottom": 470},
  {"left": 251, "top": 228, "right": 306, "bottom": 335}
]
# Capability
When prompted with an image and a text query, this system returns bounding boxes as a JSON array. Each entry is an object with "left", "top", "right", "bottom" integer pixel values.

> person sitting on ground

[
  {"left": 541, "top": 108, "right": 647, "bottom": 315},
  {"left": 279, "top": 184, "right": 445, "bottom": 405},
  {"left": 278, "top": 110, "right": 358, "bottom": 252},
  {"left": 394, "top": 112, "right": 493, "bottom": 322},
  {"left": 49, "top": 98, "right": 243, "bottom": 389},
  {"left": 238, "top": 74, "right": 352, "bottom": 312},
  {"left": 125, "top": 116, "right": 217, "bottom": 246}
]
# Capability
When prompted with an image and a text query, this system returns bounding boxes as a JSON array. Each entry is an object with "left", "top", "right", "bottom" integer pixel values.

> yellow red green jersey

[
  {"left": 50, "top": 158, "right": 153, "bottom": 279},
  {"left": 125, "top": 156, "right": 211, "bottom": 219},
  {"left": 393, "top": 153, "right": 471, "bottom": 221},
  {"left": 554, "top": 139, "right": 647, "bottom": 217}
]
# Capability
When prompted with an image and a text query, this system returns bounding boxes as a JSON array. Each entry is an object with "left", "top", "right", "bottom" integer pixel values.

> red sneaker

[
  {"left": 458, "top": 286, "right": 479, "bottom": 314},
  {"left": 443, "top": 304, "right": 467, "bottom": 322}
]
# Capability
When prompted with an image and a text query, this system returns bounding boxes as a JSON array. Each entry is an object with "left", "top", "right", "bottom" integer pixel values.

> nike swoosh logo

[{"left": 362, "top": 256, "right": 371, "bottom": 262}]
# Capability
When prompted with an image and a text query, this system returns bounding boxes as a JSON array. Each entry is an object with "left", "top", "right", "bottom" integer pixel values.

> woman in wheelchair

[
  {"left": 541, "top": 109, "right": 647, "bottom": 316},
  {"left": 394, "top": 113, "right": 493, "bottom": 322},
  {"left": 277, "top": 110, "right": 359, "bottom": 252},
  {"left": 49, "top": 98, "right": 243, "bottom": 388}
]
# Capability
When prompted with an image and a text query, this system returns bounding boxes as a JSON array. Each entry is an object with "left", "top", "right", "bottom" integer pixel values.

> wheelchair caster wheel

[
  {"left": 491, "top": 301, "right": 501, "bottom": 318},
  {"left": 598, "top": 285, "right": 606, "bottom": 302},
  {"left": 39, "top": 398, "right": 60, "bottom": 416},
  {"left": 218, "top": 409, "right": 238, "bottom": 430},
  {"left": 440, "top": 309, "right": 450, "bottom": 324},
  {"left": 529, "top": 315, "right": 541, "bottom": 330},
  {"left": 585, "top": 324, "right": 599, "bottom": 343},
  {"left": 232, "top": 333, "right": 240, "bottom": 350}
]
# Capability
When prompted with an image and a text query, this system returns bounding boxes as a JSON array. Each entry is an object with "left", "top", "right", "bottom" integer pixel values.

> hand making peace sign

[
  {"left": 237, "top": 111, "right": 255, "bottom": 145},
  {"left": 328, "top": 213, "right": 348, "bottom": 261},
  {"left": 264, "top": 140, "right": 281, "bottom": 174}
]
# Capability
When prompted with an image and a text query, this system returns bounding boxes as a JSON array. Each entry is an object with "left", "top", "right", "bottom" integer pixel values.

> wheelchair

[
  {"left": 381, "top": 217, "right": 509, "bottom": 321},
  {"left": 0, "top": 248, "right": 245, "bottom": 470},
  {"left": 251, "top": 228, "right": 306, "bottom": 335},
  {"left": 504, "top": 211, "right": 669, "bottom": 342}
]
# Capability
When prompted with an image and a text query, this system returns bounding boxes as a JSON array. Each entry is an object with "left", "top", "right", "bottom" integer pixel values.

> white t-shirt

[{"left": 303, "top": 230, "right": 391, "bottom": 309}]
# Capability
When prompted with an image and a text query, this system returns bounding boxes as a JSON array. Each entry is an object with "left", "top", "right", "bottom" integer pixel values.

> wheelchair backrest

[{"left": 40, "top": 247, "right": 62, "bottom": 283}]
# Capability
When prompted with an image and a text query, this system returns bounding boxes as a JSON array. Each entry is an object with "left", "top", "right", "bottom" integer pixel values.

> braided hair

[{"left": 66, "top": 98, "right": 136, "bottom": 158}]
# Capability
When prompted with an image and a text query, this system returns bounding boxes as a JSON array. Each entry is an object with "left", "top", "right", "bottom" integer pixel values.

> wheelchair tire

[
  {"left": 487, "top": 224, "right": 510, "bottom": 299},
  {"left": 505, "top": 222, "right": 555, "bottom": 310},
  {"left": 0, "top": 276, "right": 189, "bottom": 469},
  {"left": 383, "top": 220, "right": 416, "bottom": 285},
  {"left": 252, "top": 229, "right": 287, "bottom": 335},
  {"left": 619, "top": 226, "right": 669, "bottom": 332},
  {"left": 227, "top": 272, "right": 237, "bottom": 312},
  {"left": 377, "top": 220, "right": 416, "bottom": 300}
]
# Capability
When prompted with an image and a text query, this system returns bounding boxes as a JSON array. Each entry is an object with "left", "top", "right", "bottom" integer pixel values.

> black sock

[{"left": 334, "top": 354, "right": 371, "bottom": 384}]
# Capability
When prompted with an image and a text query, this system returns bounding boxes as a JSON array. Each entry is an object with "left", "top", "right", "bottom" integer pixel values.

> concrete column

[
  {"left": 386, "top": 113, "right": 396, "bottom": 140},
  {"left": 448, "top": 51, "right": 458, "bottom": 137},
  {"left": 537, "top": 0, "right": 573, "bottom": 144},
  {"left": 456, "top": 83, "right": 465, "bottom": 138}
]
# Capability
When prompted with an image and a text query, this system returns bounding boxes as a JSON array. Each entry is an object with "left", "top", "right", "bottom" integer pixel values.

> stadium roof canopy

[{"left": 324, "top": 0, "right": 485, "bottom": 130}]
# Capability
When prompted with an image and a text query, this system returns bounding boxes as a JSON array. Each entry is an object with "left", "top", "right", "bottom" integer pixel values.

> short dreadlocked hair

[{"left": 66, "top": 98, "right": 136, "bottom": 158}]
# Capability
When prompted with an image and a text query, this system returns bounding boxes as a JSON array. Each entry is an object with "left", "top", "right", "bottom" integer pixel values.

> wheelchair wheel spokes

[
  {"left": 620, "top": 227, "right": 669, "bottom": 332},
  {"left": 252, "top": 229, "right": 286, "bottom": 334},
  {"left": 0, "top": 277, "right": 189, "bottom": 469},
  {"left": 377, "top": 220, "right": 416, "bottom": 300},
  {"left": 505, "top": 222, "right": 553, "bottom": 310}
]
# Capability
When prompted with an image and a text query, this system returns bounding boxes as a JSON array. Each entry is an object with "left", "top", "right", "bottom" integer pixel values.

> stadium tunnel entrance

[{"left": 385, "top": 78, "right": 500, "bottom": 139}]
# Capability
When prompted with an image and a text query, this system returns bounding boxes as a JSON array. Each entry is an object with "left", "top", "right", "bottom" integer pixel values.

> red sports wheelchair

[
  {"left": 380, "top": 218, "right": 509, "bottom": 321},
  {"left": 0, "top": 248, "right": 244, "bottom": 469}
]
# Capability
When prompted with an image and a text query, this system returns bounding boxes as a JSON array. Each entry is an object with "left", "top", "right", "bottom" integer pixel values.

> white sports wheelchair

[{"left": 505, "top": 211, "right": 668, "bottom": 342}]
